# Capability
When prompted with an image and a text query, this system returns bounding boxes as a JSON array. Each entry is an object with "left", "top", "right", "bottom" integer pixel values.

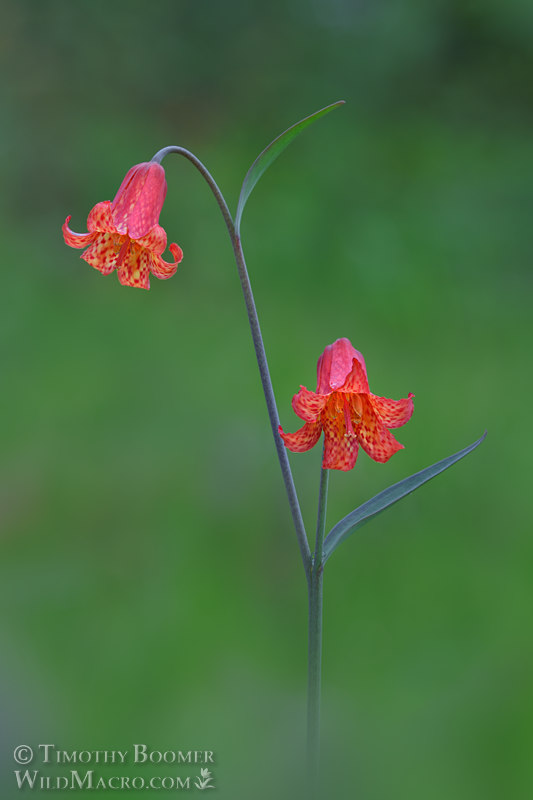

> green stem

[
  {"left": 307, "top": 463, "right": 329, "bottom": 785},
  {"left": 151, "top": 146, "right": 311, "bottom": 578}
]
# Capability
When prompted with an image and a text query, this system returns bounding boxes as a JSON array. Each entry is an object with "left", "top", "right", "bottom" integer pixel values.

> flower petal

[
  {"left": 62, "top": 216, "right": 95, "bottom": 249},
  {"left": 111, "top": 163, "right": 149, "bottom": 235},
  {"left": 322, "top": 409, "right": 359, "bottom": 470},
  {"left": 278, "top": 420, "right": 322, "bottom": 453},
  {"left": 117, "top": 246, "right": 150, "bottom": 289},
  {"left": 317, "top": 338, "right": 368, "bottom": 393},
  {"left": 150, "top": 243, "right": 183, "bottom": 280},
  {"left": 358, "top": 395, "right": 404, "bottom": 463},
  {"left": 370, "top": 392, "right": 415, "bottom": 429},
  {"left": 111, "top": 162, "right": 167, "bottom": 239},
  {"left": 87, "top": 201, "right": 116, "bottom": 233},
  {"left": 292, "top": 385, "right": 328, "bottom": 422},
  {"left": 135, "top": 224, "right": 167, "bottom": 255},
  {"left": 341, "top": 355, "right": 370, "bottom": 394},
  {"left": 81, "top": 233, "right": 119, "bottom": 275}
]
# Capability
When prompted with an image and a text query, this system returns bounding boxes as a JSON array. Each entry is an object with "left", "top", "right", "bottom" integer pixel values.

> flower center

[
  {"left": 337, "top": 392, "right": 363, "bottom": 439},
  {"left": 327, "top": 392, "right": 364, "bottom": 439},
  {"left": 343, "top": 394, "right": 357, "bottom": 438}
]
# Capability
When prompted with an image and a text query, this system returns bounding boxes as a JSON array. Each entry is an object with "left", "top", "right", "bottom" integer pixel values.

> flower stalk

[
  {"left": 307, "top": 462, "right": 329, "bottom": 783},
  {"left": 150, "top": 146, "right": 312, "bottom": 578}
]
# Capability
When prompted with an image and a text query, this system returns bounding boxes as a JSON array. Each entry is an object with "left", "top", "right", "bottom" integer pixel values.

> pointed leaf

[
  {"left": 235, "top": 101, "right": 345, "bottom": 234},
  {"left": 323, "top": 432, "right": 486, "bottom": 562}
]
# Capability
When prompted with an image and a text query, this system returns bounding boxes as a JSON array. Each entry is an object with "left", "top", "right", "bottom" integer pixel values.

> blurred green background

[{"left": 1, "top": 1, "right": 532, "bottom": 797}]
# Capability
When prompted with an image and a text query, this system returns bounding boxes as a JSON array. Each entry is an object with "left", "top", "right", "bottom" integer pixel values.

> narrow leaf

[
  {"left": 235, "top": 101, "right": 345, "bottom": 234},
  {"left": 323, "top": 432, "right": 486, "bottom": 563}
]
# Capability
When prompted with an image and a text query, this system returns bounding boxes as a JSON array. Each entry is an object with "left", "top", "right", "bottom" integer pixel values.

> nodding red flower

[
  {"left": 62, "top": 161, "right": 182, "bottom": 290},
  {"left": 279, "top": 338, "right": 414, "bottom": 471}
]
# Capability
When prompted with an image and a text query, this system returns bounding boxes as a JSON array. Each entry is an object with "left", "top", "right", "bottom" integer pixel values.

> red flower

[
  {"left": 279, "top": 338, "right": 414, "bottom": 471},
  {"left": 63, "top": 162, "right": 182, "bottom": 290}
]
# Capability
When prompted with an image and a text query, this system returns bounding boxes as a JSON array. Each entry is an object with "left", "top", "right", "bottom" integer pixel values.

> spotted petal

[
  {"left": 341, "top": 356, "right": 370, "bottom": 394},
  {"left": 62, "top": 216, "right": 95, "bottom": 249},
  {"left": 322, "top": 411, "right": 359, "bottom": 471},
  {"left": 370, "top": 392, "right": 414, "bottom": 429},
  {"left": 117, "top": 246, "right": 150, "bottom": 289},
  {"left": 278, "top": 420, "right": 322, "bottom": 453},
  {"left": 87, "top": 201, "right": 116, "bottom": 233},
  {"left": 81, "top": 232, "right": 119, "bottom": 275},
  {"left": 358, "top": 395, "right": 404, "bottom": 463},
  {"left": 135, "top": 224, "right": 167, "bottom": 255},
  {"left": 150, "top": 243, "right": 183, "bottom": 280},
  {"left": 292, "top": 385, "right": 328, "bottom": 422}
]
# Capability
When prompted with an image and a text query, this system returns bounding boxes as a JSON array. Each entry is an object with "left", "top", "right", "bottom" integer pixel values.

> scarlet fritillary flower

[
  {"left": 63, "top": 161, "right": 183, "bottom": 290},
  {"left": 279, "top": 338, "right": 414, "bottom": 471}
]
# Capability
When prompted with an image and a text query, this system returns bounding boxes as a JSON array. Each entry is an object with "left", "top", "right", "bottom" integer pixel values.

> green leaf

[
  {"left": 322, "top": 432, "right": 486, "bottom": 563},
  {"left": 234, "top": 101, "right": 345, "bottom": 234}
]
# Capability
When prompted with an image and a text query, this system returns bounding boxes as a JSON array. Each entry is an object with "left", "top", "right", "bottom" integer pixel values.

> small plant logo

[{"left": 194, "top": 768, "right": 215, "bottom": 790}]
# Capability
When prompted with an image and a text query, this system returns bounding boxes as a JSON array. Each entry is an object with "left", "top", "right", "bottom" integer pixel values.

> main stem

[
  {"left": 151, "top": 146, "right": 311, "bottom": 579},
  {"left": 308, "top": 463, "right": 329, "bottom": 784}
]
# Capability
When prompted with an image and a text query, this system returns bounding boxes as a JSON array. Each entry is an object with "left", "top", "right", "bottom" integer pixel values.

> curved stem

[
  {"left": 307, "top": 463, "right": 329, "bottom": 785},
  {"left": 152, "top": 146, "right": 311, "bottom": 578},
  {"left": 152, "top": 147, "right": 234, "bottom": 233}
]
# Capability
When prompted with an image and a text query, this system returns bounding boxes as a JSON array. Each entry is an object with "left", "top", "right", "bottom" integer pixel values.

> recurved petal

[
  {"left": 135, "top": 224, "right": 167, "bottom": 255},
  {"left": 117, "top": 246, "right": 150, "bottom": 289},
  {"left": 150, "top": 243, "right": 183, "bottom": 280},
  {"left": 358, "top": 395, "right": 404, "bottom": 463},
  {"left": 87, "top": 201, "right": 116, "bottom": 233},
  {"left": 62, "top": 216, "right": 95, "bottom": 249},
  {"left": 278, "top": 420, "right": 322, "bottom": 453},
  {"left": 370, "top": 392, "right": 414, "bottom": 429},
  {"left": 292, "top": 385, "right": 328, "bottom": 422},
  {"left": 81, "top": 233, "right": 118, "bottom": 275},
  {"left": 322, "top": 411, "right": 359, "bottom": 470}
]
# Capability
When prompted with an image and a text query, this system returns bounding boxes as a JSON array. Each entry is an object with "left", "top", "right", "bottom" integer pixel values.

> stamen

[
  {"left": 116, "top": 236, "right": 131, "bottom": 266},
  {"left": 343, "top": 394, "right": 356, "bottom": 438},
  {"left": 352, "top": 393, "right": 363, "bottom": 420}
]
